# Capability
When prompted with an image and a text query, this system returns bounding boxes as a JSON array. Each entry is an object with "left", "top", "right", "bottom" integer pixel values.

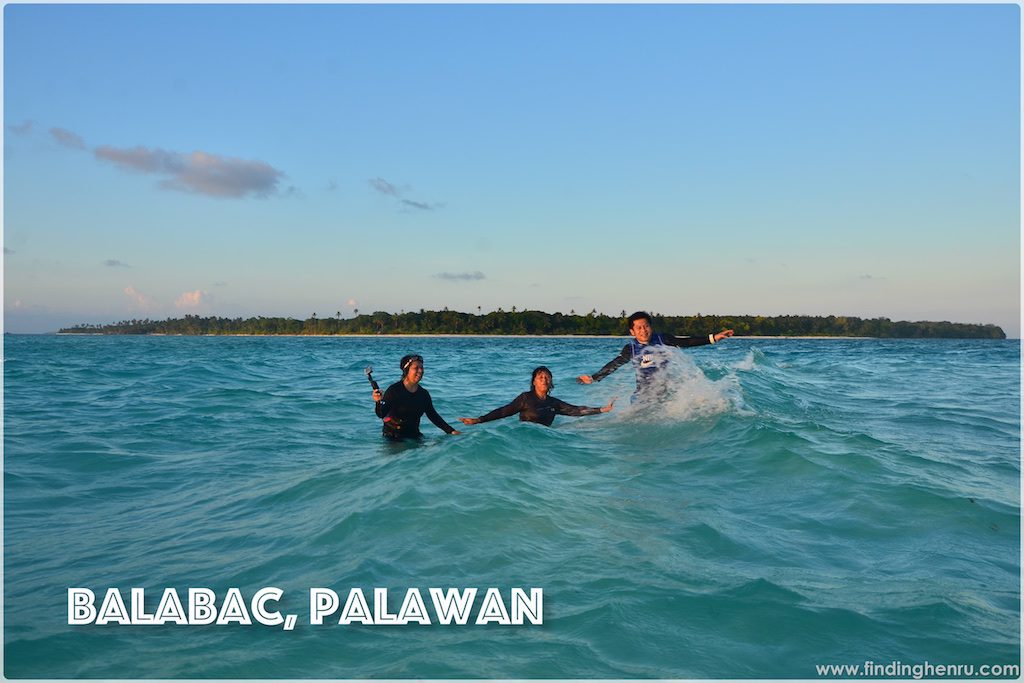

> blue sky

[{"left": 4, "top": 4, "right": 1020, "bottom": 336}]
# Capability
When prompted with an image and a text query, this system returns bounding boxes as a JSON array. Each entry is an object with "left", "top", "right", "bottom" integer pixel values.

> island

[{"left": 59, "top": 310, "right": 1006, "bottom": 339}]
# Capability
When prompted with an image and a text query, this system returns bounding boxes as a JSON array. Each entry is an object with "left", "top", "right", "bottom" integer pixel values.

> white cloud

[
  {"left": 175, "top": 290, "right": 206, "bottom": 309},
  {"left": 124, "top": 286, "right": 155, "bottom": 310}
]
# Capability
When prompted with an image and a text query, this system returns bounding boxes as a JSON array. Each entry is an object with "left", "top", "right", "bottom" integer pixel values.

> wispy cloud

[
  {"left": 211, "top": 281, "right": 228, "bottom": 287},
  {"left": 435, "top": 271, "right": 486, "bottom": 281},
  {"left": 401, "top": 199, "right": 436, "bottom": 211},
  {"left": 95, "top": 145, "right": 284, "bottom": 199},
  {"left": 369, "top": 177, "right": 401, "bottom": 197},
  {"left": 41, "top": 122, "right": 289, "bottom": 201},
  {"left": 7, "top": 121, "right": 33, "bottom": 137},
  {"left": 369, "top": 176, "right": 441, "bottom": 212},
  {"left": 174, "top": 289, "right": 206, "bottom": 309},
  {"left": 105, "top": 259, "right": 130, "bottom": 268},
  {"left": 124, "top": 285, "right": 155, "bottom": 311},
  {"left": 50, "top": 127, "right": 86, "bottom": 150}
]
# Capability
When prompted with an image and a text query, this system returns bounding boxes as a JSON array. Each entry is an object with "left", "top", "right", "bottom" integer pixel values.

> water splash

[
  {"left": 732, "top": 349, "right": 757, "bottom": 372},
  {"left": 611, "top": 346, "right": 745, "bottom": 423}
]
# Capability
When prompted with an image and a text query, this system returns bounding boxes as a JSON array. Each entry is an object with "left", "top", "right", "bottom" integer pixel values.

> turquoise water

[{"left": 3, "top": 335, "right": 1020, "bottom": 678}]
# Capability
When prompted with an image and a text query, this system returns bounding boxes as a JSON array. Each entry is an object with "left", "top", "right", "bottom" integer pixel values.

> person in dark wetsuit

[
  {"left": 459, "top": 366, "right": 615, "bottom": 428},
  {"left": 577, "top": 311, "right": 734, "bottom": 399},
  {"left": 373, "top": 354, "right": 461, "bottom": 440}
]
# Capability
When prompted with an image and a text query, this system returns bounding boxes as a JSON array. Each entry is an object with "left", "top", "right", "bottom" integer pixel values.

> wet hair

[
  {"left": 399, "top": 354, "right": 423, "bottom": 376},
  {"left": 627, "top": 311, "right": 652, "bottom": 332},
  {"left": 530, "top": 366, "right": 553, "bottom": 389}
]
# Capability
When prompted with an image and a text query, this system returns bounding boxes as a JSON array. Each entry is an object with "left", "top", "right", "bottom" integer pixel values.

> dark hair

[
  {"left": 530, "top": 366, "right": 553, "bottom": 389},
  {"left": 399, "top": 354, "right": 423, "bottom": 376},
  {"left": 627, "top": 311, "right": 652, "bottom": 332}
]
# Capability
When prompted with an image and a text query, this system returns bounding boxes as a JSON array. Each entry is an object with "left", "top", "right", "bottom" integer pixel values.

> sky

[{"left": 3, "top": 3, "right": 1020, "bottom": 336}]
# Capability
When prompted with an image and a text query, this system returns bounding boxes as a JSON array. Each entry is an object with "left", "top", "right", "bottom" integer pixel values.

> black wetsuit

[
  {"left": 375, "top": 381, "right": 457, "bottom": 439},
  {"left": 590, "top": 332, "right": 716, "bottom": 396},
  {"left": 475, "top": 391, "right": 603, "bottom": 427}
]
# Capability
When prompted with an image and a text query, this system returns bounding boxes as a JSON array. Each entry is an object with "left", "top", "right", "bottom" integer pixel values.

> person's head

[
  {"left": 400, "top": 354, "right": 424, "bottom": 381},
  {"left": 531, "top": 366, "right": 554, "bottom": 394},
  {"left": 627, "top": 311, "right": 653, "bottom": 344}
]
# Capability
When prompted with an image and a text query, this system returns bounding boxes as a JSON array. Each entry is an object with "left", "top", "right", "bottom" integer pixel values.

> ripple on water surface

[{"left": 3, "top": 336, "right": 1019, "bottom": 677}]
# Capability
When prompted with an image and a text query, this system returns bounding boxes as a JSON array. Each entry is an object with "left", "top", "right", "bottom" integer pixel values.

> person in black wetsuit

[
  {"left": 577, "top": 311, "right": 734, "bottom": 399},
  {"left": 373, "top": 354, "right": 461, "bottom": 440},
  {"left": 459, "top": 366, "right": 615, "bottom": 428}
]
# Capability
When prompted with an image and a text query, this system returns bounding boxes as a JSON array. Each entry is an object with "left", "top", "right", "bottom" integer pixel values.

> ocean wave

[{"left": 3, "top": 336, "right": 1018, "bottom": 678}]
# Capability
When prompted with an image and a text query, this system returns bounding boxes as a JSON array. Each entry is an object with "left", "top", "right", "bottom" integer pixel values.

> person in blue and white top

[{"left": 576, "top": 311, "right": 733, "bottom": 400}]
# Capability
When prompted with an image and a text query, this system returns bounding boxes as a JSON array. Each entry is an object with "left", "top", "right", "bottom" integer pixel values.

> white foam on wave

[
  {"left": 608, "top": 346, "right": 748, "bottom": 423},
  {"left": 732, "top": 350, "right": 757, "bottom": 372}
]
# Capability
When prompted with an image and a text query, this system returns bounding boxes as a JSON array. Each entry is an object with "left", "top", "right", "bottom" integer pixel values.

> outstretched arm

[
  {"left": 664, "top": 329, "right": 734, "bottom": 348},
  {"left": 551, "top": 396, "right": 616, "bottom": 417},
  {"left": 460, "top": 395, "right": 525, "bottom": 425},
  {"left": 578, "top": 344, "right": 631, "bottom": 384}
]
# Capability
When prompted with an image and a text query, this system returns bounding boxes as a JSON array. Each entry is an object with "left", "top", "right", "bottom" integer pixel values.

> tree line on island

[{"left": 60, "top": 309, "right": 1006, "bottom": 339}]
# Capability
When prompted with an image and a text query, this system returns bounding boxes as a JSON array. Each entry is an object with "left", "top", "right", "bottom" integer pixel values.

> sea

[{"left": 3, "top": 334, "right": 1020, "bottom": 679}]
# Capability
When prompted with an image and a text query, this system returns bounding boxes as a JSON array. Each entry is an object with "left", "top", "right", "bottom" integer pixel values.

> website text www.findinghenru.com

[{"left": 815, "top": 661, "right": 1021, "bottom": 679}]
